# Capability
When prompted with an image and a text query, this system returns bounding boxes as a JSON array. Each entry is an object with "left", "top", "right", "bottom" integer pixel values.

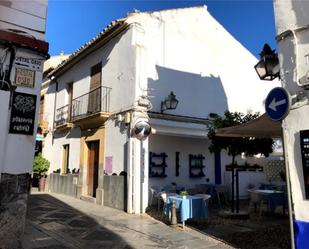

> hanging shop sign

[
  {"left": 300, "top": 130, "right": 309, "bottom": 199},
  {"left": 9, "top": 91, "right": 37, "bottom": 135},
  {"left": 15, "top": 67, "right": 35, "bottom": 88}
]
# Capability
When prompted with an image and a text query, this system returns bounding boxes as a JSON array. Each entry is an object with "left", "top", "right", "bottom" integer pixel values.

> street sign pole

[
  {"left": 265, "top": 86, "right": 294, "bottom": 248},
  {"left": 282, "top": 119, "right": 296, "bottom": 249}
]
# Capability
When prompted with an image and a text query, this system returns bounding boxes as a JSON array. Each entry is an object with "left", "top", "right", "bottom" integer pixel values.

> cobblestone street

[{"left": 22, "top": 192, "right": 232, "bottom": 249}]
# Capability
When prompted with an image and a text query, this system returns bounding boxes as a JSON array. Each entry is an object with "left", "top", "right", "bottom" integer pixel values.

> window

[
  {"left": 189, "top": 154, "right": 205, "bottom": 178},
  {"left": 62, "top": 144, "right": 70, "bottom": 174}
]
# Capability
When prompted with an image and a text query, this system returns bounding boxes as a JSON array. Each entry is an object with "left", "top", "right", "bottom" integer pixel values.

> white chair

[
  {"left": 149, "top": 187, "right": 158, "bottom": 207},
  {"left": 157, "top": 192, "right": 167, "bottom": 211},
  {"left": 248, "top": 189, "right": 268, "bottom": 216},
  {"left": 216, "top": 185, "right": 229, "bottom": 206}
]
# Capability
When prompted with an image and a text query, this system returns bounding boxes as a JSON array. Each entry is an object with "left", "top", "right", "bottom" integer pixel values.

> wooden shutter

[
  {"left": 90, "top": 62, "right": 102, "bottom": 91},
  {"left": 67, "top": 82, "right": 73, "bottom": 119},
  {"left": 88, "top": 63, "right": 102, "bottom": 113}
]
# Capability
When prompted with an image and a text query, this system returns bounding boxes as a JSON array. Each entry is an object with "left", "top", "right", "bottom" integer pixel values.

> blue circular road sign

[{"left": 265, "top": 87, "right": 290, "bottom": 121}]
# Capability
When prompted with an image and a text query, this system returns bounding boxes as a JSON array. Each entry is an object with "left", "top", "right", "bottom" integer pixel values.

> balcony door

[
  {"left": 67, "top": 82, "right": 73, "bottom": 121},
  {"left": 88, "top": 62, "right": 102, "bottom": 114},
  {"left": 87, "top": 140, "right": 99, "bottom": 197}
]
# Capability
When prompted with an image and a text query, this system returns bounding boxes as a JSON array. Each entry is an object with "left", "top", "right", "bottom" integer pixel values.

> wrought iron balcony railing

[
  {"left": 54, "top": 86, "right": 111, "bottom": 127},
  {"left": 55, "top": 104, "right": 70, "bottom": 127},
  {"left": 71, "top": 86, "right": 111, "bottom": 121}
]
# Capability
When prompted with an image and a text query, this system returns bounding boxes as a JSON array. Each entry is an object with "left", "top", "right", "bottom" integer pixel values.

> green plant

[
  {"left": 208, "top": 111, "right": 274, "bottom": 165},
  {"left": 244, "top": 161, "right": 251, "bottom": 167},
  {"left": 180, "top": 190, "right": 188, "bottom": 196},
  {"left": 33, "top": 153, "right": 50, "bottom": 177}
]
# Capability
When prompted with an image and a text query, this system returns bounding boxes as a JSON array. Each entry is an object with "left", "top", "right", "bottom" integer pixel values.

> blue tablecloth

[
  {"left": 254, "top": 189, "right": 287, "bottom": 212},
  {"left": 165, "top": 195, "right": 208, "bottom": 222}
]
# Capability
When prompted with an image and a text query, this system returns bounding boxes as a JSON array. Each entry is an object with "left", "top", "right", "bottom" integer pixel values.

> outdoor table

[
  {"left": 259, "top": 183, "right": 277, "bottom": 190},
  {"left": 165, "top": 195, "right": 208, "bottom": 229},
  {"left": 253, "top": 189, "right": 287, "bottom": 214}
]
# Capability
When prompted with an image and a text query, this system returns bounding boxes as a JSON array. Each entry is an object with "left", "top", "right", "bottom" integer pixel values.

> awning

[{"left": 215, "top": 113, "right": 282, "bottom": 138}]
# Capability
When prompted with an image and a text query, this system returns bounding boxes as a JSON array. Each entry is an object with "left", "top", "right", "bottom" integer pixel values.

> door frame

[{"left": 86, "top": 140, "right": 100, "bottom": 197}]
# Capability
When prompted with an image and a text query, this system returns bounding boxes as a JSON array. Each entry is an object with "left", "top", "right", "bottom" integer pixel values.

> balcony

[
  {"left": 55, "top": 104, "right": 72, "bottom": 129},
  {"left": 55, "top": 86, "right": 111, "bottom": 129}
]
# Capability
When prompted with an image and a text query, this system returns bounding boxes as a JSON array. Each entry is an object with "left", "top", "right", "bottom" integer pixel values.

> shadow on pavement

[{"left": 23, "top": 193, "right": 133, "bottom": 249}]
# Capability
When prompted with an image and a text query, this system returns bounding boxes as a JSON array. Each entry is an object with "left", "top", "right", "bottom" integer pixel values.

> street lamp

[
  {"left": 161, "top": 91, "right": 179, "bottom": 113},
  {"left": 254, "top": 43, "right": 280, "bottom": 81}
]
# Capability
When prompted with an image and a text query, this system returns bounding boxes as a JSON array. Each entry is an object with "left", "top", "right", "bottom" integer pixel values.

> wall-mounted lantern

[
  {"left": 161, "top": 91, "right": 179, "bottom": 113},
  {"left": 254, "top": 43, "right": 280, "bottom": 81}
]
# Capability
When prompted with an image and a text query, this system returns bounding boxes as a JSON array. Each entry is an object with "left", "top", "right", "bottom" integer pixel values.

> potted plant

[
  {"left": 180, "top": 190, "right": 188, "bottom": 198},
  {"left": 33, "top": 153, "right": 50, "bottom": 192}
]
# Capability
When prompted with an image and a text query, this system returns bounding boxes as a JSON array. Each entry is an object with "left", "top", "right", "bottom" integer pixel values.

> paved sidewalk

[{"left": 22, "top": 192, "right": 233, "bottom": 249}]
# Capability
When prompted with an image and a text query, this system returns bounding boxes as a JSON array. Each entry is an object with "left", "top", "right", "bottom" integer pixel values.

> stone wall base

[
  {"left": 0, "top": 173, "right": 30, "bottom": 249},
  {"left": 96, "top": 187, "right": 104, "bottom": 205},
  {"left": 103, "top": 175, "right": 127, "bottom": 211}
]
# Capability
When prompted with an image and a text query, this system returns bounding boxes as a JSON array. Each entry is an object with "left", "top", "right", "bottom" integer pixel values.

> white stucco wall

[
  {"left": 44, "top": 128, "right": 81, "bottom": 173},
  {"left": 0, "top": 0, "right": 47, "bottom": 41},
  {"left": 126, "top": 7, "right": 276, "bottom": 203},
  {"left": 148, "top": 134, "right": 214, "bottom": 189},
  {"left": 43, "top": 28, "right": 136, "bottom": 175},
  {"left": 127, "top": 7, "right": 279, "bottom": 118},
  {"left": 104, "top": 119, "right": 129, "bottom": 174},
  {"left": 44, "top": 82, "right": 56, "bottom": 129},
  {"left": 149, "top": 133, "right": 269, "bottom": 198},
  {"left": 53, "top": 28, "right": 136, "bottom": 113},
  {"left": 0, "top": 47, "right": 44, "bottom": 174}
]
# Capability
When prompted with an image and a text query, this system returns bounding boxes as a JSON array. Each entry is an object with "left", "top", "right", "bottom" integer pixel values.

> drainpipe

[
  {"left": 49, "top": 75, "right": 58, "bottom": 145},
  {"left": 127, "top": 121, "right": 133, "bottom": 213}
]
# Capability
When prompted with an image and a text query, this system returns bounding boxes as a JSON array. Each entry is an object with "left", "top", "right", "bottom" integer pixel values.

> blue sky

[{"left": 46, "top": 0, "right": 276, "bottom": 58}]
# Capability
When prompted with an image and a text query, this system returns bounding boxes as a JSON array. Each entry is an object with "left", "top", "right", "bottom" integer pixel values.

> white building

[
  {"left": 0, "top": 0, "right": 49, "bottom": 247},
  {"left": 41, "top": 6, "right": 279, "bottom": 214}
]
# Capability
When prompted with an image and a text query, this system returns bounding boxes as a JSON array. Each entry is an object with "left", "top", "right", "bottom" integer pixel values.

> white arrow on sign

[{"left": 269, "top": 98, "right": 287, "bottom": 112}]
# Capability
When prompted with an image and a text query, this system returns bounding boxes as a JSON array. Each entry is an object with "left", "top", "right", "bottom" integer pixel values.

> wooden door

[
  {"left": 88, "top": 63, "right": 102, "bottom": 114},
  {"left": 87, "top": 140, "right": 99, "bottom": 197}
]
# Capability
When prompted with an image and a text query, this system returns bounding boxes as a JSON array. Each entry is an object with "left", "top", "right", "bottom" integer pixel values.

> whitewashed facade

[{"left": 42, "top": 6, "right": 279, "bottom": 214}]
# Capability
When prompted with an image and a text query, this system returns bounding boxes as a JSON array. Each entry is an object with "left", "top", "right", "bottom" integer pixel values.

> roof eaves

[
  {"left": 47, "top": 18, "right": 128, "bottom": 79},
  {"left": 148, "top": 111, "right": 210, "bottom": 125}
]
